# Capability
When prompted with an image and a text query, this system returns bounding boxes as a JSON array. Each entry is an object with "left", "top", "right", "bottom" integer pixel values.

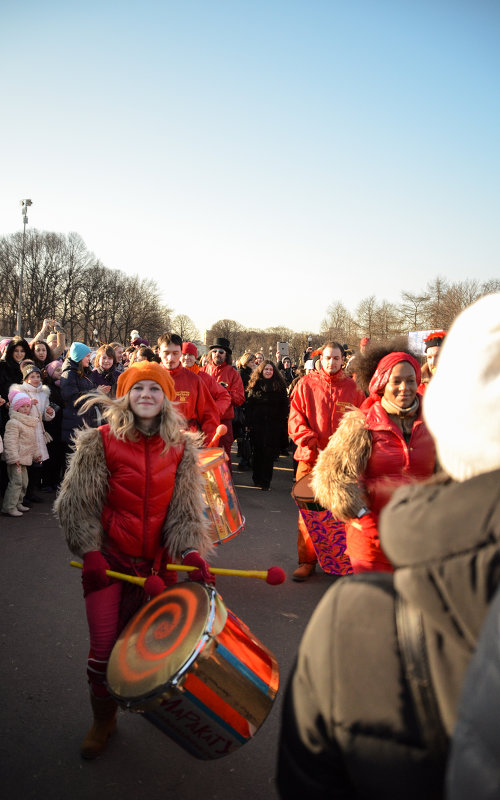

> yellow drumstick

[{"left": 70, "top": 561, "right": 286, "bottom": 585}]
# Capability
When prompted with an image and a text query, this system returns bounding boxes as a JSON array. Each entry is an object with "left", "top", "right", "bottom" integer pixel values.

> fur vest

[{"left": 55, "top": 424, "right": 213, "bottom": 562}]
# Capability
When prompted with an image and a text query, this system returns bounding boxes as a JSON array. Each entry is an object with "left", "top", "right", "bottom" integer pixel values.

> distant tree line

[
  {"left": 319, "top": 278, "right": 500, "bottom": 347},
  {"left": 208, "top": 277, "right": 500, "bottom": 364},
  {"left": 0, "top": 229, "right": 173, "bottom": 345},
  {"left": 2, "top": 229, "right": 497, "bottom": 360}
]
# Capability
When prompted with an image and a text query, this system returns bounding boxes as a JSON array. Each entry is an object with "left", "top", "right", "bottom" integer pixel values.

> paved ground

[{"left": 0, "top": 450, "right": 338, "bottom": 800}]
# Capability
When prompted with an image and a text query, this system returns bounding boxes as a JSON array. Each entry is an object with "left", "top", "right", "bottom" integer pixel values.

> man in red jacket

[
  {"left": 289, "top": 342, "right": 365, "bottom": 581},
  {"left": 201, "top": 337, "right": 245, "bottom": 470},
  {"left": 158, "top": 333, "right": 219, "bottom": 446},
  {"left": 181, "top": 342, "right": 231, "bottom": 424}
]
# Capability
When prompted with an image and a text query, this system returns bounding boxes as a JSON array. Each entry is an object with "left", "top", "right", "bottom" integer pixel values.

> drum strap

[{"left": 395, "top": 595, "right": 449, "bottom": 761}]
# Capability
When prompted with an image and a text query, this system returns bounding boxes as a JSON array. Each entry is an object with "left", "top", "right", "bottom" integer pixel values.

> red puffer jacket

[
  {"left": 362, "top": 401, "right": 435, "bottom": 514},
  {"left": 99, "top": 425, "right": 184, "bottom": 560}
]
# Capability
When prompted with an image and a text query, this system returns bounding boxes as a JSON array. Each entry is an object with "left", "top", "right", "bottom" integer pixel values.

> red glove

[
  {"left": 143, "top": 575, "right": 166, "bottom": 598},
  {"left": 182, "top": 550, "right": 215, "bottom": 585},
  {"left": 82, "top": 551, "right": 110, "bottom": 597},
  {"left": 306, "top": 436, "right": 318, "bottom": 452}
]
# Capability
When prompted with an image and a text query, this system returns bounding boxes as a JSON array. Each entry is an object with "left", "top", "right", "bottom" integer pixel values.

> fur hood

[{"left": 11, "top": 382, "right": 50, "bottom": 399}]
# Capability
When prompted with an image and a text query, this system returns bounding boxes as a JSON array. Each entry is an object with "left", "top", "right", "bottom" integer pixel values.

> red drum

[
  {"left": 106, "top": 583, "right": 279, "bottom": 760},
  {"left": 292, "top": 474, "right": 352, "bottom": 575},
  {"left": 199, "top": 447, "right": 245, "bottom": 545}
]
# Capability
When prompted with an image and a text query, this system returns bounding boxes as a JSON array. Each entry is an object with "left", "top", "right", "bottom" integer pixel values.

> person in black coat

[
  {"left": 60, "top": 342, "right": 99, "bottom": 448},
  {"left": 0, "top": 337, "right": 33, "bottom": 435},
  {"left": 0, "top": 337, "right": 33, "bottom": 496},
  {"left": 245, "top": 360, "right": 288, "bottom": 491}
]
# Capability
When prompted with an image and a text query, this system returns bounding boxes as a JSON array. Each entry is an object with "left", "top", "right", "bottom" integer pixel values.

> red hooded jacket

[{"left": 289, "top": 369, "right": 365, "bottom": 464}]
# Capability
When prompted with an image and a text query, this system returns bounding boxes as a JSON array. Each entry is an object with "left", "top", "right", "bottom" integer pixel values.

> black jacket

[{"left": 245, "top": 381, "right": 288, "bottom": 451}]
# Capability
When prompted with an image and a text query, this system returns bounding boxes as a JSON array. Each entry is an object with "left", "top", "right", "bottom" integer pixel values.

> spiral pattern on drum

[{"left": 110, "top": 584, "right": 206, "bottom": 698}]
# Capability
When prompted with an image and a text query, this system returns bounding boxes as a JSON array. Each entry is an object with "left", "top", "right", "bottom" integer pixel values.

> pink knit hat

[{"left": 8, "top": 389, "right": 32, "bottom": 412}]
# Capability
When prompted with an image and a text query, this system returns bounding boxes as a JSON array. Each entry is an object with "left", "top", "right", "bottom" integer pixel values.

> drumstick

[
  {"left": 70, "top": 561, "right": 286, "bottom": 585},
  {"left": 207, "top": 424, "right": 227, "bottom": 448}
]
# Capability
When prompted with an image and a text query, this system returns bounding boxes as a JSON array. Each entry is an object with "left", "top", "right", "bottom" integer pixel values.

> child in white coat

[
  {"left": 1, "top": 390, "right": 41, "bottom": 516},
  {"left": 11, "top": 363, "right": 55, "bottom": 501}
]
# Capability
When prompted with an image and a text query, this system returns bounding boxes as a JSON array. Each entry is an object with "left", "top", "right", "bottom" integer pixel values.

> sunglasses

[{"left": 213, "top": 349, "right": 226, "bottom": 355}]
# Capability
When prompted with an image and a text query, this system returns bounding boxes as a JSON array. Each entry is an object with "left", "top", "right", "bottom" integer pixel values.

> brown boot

[
  {"left": 80, "top": 693, "right": 118, "bottom": 760},
  {"left": 292, "top": 563, "right": 316, "bottom": 582}
]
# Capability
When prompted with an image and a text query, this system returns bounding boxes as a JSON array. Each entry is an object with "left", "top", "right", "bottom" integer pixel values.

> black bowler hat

[{"left": 209, "top": 337, "right": 232, "bottom": 355}]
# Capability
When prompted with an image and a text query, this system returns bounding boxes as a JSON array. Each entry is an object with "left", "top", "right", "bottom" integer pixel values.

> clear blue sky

[{"left": 2, "top": 0, "right": 499, "bottom": 337}]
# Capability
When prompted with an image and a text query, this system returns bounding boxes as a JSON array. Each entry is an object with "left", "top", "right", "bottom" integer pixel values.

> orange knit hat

[{"left": 116, "top": 361, "right": 176, "bottom": 401}]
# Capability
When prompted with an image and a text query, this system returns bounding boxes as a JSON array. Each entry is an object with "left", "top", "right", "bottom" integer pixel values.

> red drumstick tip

[{"left": 266, "top": 566, "right": 286, "bottom": 585}]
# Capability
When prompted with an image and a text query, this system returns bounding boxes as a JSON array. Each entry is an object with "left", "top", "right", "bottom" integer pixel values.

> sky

[{"left": 1, "top": 0, "right": 499, "bottom": 337}]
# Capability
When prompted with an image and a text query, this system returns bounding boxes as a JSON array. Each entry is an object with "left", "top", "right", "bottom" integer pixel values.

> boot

[
  {"left": 80, "top": 692, "right": 118, "bottom": 760},
  {"left": 292, "top": 563, "right": 316, "bottom": 582}
]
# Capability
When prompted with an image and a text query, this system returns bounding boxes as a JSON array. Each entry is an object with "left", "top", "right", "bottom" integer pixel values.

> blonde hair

[{"left": 77, "top": 391, "right": 187, "bottom": 452}]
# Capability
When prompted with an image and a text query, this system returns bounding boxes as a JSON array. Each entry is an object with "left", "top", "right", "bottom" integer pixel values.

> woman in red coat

[
  {"left": 313, "top": 347, "right": 435, "bottom": 572},
  {"left": 55, "top": 360, "right": 214, "bottom": 759}
]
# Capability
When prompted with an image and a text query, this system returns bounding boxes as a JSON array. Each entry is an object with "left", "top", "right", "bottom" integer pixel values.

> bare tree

[
  {"left": 320, "top": 301, "right": 354, "bottom": 344},
  {"left": 171, "top": 314, "right": 200, "bottom": 342},
  {"left": 355, "top": 295, "right": 379, "bottom": 338},
  {"left": 206, "top": 319, "right": 246, "bottom": 355},
  {"left": 398, "top": 291, "right": 431, "bottom": 331}
]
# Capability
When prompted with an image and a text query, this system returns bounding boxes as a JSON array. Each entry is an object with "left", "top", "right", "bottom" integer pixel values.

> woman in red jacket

[
  {"left": 313, "top": 346, "right": 435, "bottom": 572},
  {"left": 55, "top": 360, "right": 214, "bottom": 759}
]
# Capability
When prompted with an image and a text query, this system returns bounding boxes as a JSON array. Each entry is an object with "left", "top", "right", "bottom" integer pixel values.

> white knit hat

[{"left": 424, "top": 292, "right": 500, "bottom": 482}]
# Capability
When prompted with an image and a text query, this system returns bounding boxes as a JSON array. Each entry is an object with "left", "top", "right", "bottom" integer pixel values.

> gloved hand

[
  {"left": 182, "top": 550, "right": 215, "bottom": 585},
  {"left": 306, "top": 436, "right": 318, "bottom": 452},
  {"left": 143, "top": 575, "right": 166, "bottom": 598},
  {"left": 82, "top": 551, "right": 110, "bottom": 597}
]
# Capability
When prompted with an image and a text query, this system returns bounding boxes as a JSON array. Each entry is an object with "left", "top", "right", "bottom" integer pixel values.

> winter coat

[
  {"left": 288, "top": 369, "right": 365, "bottom": 465},
  {"left": 445, "top": 582, "right": 500, "bottom": 800},
  {"left": 278, "top": 469, "right": 500, "bottom": 799},
  {"left": 90, "top": 366, "right": 119, "bottom": 396},
  {"left": 59, "top": 358, "right": 98, "bottom": 442},
  {"left": 55, "top": 423, "right": 213, "bottom": 562},
  {"left": 0, "top": 355, "right": 23, "bottom": 436},
  {"left": 196, "top": 369, "right": 231, "bottom": 421},
  {"left": 201, "top": 362, "right": 245, "bottom": 421},
  {"left": 168, "top": 365, "right": 219, "bottom": 446},
  {"left": 3, "top": 410, "right": 39, "bottom": 465},
  {"left": 44, "top": 379, "right": 63, "bottom": 443},
  {"left": 11, "top": 382, "right": 53, "bottom": 462},
  {"left": 245, "top": 381, "right": 289, "bottom": 452}
]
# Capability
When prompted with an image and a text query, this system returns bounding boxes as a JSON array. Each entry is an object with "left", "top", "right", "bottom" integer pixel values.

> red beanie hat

[
  {"left": 182, "top": 342, "right": 197, "bottom": 357},
  {"left": 116, "top": 361, "right": 176, "bottom": 401}
]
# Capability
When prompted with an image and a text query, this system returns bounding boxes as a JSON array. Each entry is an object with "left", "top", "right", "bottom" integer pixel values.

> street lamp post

[{"left": 16, "top": 199, "right": 32, "bottom": 337}]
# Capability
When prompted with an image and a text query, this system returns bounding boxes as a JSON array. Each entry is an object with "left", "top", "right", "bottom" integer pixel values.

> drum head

[{"left": 107, "top": 583, "right": 225, "bottom": 702}]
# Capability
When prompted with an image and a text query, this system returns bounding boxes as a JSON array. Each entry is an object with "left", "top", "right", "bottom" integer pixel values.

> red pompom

[
  {"left": 144, "top": 575, "right": 166, "bottom": 598},
  {"left": 266, "top": 566, "right": 286, "bottom": 585}
]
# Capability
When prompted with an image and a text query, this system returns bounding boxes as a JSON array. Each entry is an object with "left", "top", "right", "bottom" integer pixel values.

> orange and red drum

[
  {"left": 106, "top": 582, "right": 279, "bottom": 760},
  {"left": 199, "top": 447, "right": 245, "bottom": 545},
  {"left": 292, "top": 474, "right": 352, "bottom": 575}
]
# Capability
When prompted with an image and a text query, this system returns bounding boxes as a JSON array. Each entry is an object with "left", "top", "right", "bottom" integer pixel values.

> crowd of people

[{"left": 2, "top": 295, "right": 500, "bottom": 797}]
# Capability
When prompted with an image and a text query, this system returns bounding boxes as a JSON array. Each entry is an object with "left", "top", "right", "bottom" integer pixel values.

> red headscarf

[{"left": 368, "top": 352, "right": 421, "bottom": 401}]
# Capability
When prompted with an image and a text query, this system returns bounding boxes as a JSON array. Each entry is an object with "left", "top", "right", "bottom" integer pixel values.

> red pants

[{"left": 295, "top": 461, "right": 317, "bottom": 565}]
